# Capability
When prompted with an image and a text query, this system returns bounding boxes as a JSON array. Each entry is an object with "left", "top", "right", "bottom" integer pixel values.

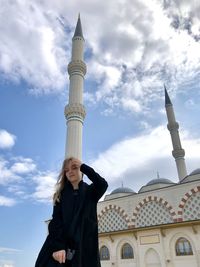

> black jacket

[{"left": 35, "top": 164, "right": 108, "bottom": 267}]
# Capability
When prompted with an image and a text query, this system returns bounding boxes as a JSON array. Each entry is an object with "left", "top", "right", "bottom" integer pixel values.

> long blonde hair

[{"left": 53, "top": 157, "right": 75, "bottom": 204}]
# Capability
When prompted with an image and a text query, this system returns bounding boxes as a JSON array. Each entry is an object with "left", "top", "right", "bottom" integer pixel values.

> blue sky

[{"left": 0, "top": 1, "right": 200, "bottom": 267}]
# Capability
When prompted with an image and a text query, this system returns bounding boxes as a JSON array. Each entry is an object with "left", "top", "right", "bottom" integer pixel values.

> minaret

[
  {"left": 164, "top": 85, "right": 187, "bottom": 181},
  {"left": 64, "top": 15, "right": 86, "bottom": 160}
]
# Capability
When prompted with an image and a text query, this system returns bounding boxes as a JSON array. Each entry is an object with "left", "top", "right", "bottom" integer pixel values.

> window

[
  {"left": 100, "top": 246, "right": 110, "bottom": 260},
  {"left": 121, "top": 243, "right": 134, "bottom": 259},
  {"left": 175, "top": 238, "right": 193, "bottom": 256}
]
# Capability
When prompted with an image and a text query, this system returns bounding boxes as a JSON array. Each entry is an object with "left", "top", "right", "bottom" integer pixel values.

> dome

[
  {"left": 181, "top": 168, "right": 200, "bottom": 183},
  {"left": 105, "top": 186, "right": 135, "bottom": 200},
  {"left": 139, "top": 178, "right": 175, "bottom": 193},
  {"left": 110, "top": 187, "right": 135, "bottom": 194},
  {"left": 146, "top": 178, "right": 174, "bottom": 186},
  {"left": 189, "top": 168, "right": 200, "bottom": 176}
]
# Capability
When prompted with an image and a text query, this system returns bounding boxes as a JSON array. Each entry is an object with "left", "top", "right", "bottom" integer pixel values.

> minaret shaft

[
  {"left": 64, "top": 16, "right": 86, "bottom": 160},
  {"left": 72, "top": 42, "right": 84, "bottom": 60},
  {"left": 69, "top": 75, "right": 84, "bottom": 103},
  {"left": 165, "top": 88, "right": 187, "bottom": 181}
]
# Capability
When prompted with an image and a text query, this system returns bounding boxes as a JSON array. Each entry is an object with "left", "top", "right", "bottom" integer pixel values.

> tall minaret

[
  {"left": 164, "top": 85, "right": 187, "bottom": 181},
  {"left": 64, "top": 15, "right": 86, "bottom": 160}
]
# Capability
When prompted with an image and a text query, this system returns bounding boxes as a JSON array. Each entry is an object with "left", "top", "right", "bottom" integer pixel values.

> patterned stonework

[
  {"left": 98, "top": 205, "right": 131, "bottom": 233},
  {"left": 132, "top": 196, "right": 176, "bottom": 227},
  {"left": 97, "top": 196, "right": 178, "bottom": 233},
  {"left": 177, "top": 186, "right": 200, "bottom": 221}
]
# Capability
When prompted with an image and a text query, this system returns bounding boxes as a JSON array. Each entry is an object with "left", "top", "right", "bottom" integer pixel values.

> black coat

[{"left": 35, "top": 164, "right": 108, "bottom": 267}]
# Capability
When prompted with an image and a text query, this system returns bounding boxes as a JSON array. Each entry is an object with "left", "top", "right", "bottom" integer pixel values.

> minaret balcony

[
  {"left": 167, "top": 122, "right": 179, "bottom": 131},
  {"left": 172, "top": 148, "right": 185, "bottom": 158},
  {"left": 65, "top": 103, "right": 86, "bottom": 120},
  {"left": 68, "top": 60, "right": 87, "bottom": 76}
]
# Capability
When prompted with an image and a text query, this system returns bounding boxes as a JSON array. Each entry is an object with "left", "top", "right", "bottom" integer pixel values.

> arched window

[
  {"left": 175, "top": 238, "right": 193, "bottom": 256},
  {"left": 121, "top": 243, "right": 134, "bottom": 259},
  {"left": 100, "top": 245, "right": 110, "bottom": 260}
]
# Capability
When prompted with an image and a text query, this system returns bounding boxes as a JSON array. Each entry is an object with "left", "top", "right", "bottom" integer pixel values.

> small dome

[
  {"left": 146, "top": 178, "right": 174, "bottom": 186},
  {"left": 181, "top": 168, "right": 200, "bottom": 183},
  {"left": 110, "top": 187, "right": 135, "bottom": 194},
  {"left": 105, "top": 186, "right": 135, "bottom": 200},
  {"left": 139, "top": 178, "right": 175, "bottom": 193},
  {"left": 189, "top": 168, "right": 200, "bottom": 176}
]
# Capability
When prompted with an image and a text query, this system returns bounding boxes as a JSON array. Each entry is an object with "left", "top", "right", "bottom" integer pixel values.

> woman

[{"left": 35, "top": 157, "right": 108, "bottom": 267}]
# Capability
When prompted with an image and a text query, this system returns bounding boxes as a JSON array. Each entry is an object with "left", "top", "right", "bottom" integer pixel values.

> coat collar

[{"left": 64, "top": 179, "right": 84, "bottom": 191}]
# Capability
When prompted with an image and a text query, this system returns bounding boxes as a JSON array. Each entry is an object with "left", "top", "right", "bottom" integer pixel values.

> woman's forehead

[{"left": 64, "top": 160, "right": 74, "bottom": 168}]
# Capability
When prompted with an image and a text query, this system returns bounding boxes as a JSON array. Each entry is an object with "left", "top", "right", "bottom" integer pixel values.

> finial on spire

[
  {"left": 164, "top": 84, "right": 172, "bottom": 106},
  {"left": 73, "top": 13, "right": 84, "bottom": 39}
]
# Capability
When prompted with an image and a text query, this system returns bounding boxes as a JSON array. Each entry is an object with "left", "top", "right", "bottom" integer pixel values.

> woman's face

[{"left": 64, "top": 160, "right": 82, "bottom": 185}]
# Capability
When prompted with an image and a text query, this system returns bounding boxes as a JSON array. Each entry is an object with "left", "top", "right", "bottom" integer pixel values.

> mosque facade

[
  {"left": 66, "top": 17, "right": 200, "bottom": 267},
  {"left": 98, "top": 171, "right": 200, "bottom": 267}
]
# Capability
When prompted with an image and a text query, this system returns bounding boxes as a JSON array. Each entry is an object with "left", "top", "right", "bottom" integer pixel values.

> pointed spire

[
  {"left": 164, "top": 84, "right": 172, "bottom": 105},
  {"left": 73, "top": 13, "right": 84, "bottom": 39}
]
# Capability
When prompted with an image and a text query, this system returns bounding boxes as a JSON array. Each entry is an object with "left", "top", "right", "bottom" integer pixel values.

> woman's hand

[
  {"left": 52, "top": 249, "right": 66, "bottom": 264},
  {"left": 71, "top": 158, "right": 82, "bottom": 169}
]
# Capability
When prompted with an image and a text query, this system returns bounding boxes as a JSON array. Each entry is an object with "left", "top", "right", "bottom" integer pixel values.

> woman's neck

[{"left": 71, "top": 179, "right": 82, "bottom": 190}]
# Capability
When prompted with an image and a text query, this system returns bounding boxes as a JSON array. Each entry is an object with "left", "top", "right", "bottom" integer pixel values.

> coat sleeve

[
  {"left": 48, "top": 199, "right": 66, "bottom": 252},
  {"left": 80, "top": 163, "right": 108, "bottom": 201}
]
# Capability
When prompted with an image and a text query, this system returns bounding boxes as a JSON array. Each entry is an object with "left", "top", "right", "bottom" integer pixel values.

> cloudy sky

[{"left": 0, "top": 0, "right": 200, "bottom": 266}]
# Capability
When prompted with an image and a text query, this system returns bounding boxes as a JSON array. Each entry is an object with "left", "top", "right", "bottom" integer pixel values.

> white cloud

[
  {"left": 0, "top": 157, "right": 37, "bottom": 185},
  {"left": 0, "top": 196, "right": 16, "bottom": 207},
  {"left": 0, "top": 247, "right": 21, "bottom": 253},
  {"left": 0, "top": 130, "right": 16, "bottom": 149},
  {"left": 0, "top": 0, "right": 200, "bottom": 114},
  {"left": 0, "top": 262, "right": 14, "bottom": 267},
  {"left": 0, "top": 159, "right": 21, "bottom": 185},
  {"left": 91, "top": 126, "right": 171, "bottom": 180},
  {"left": 11, "top": 158, "right": 36, "bottom": 174},
  {"left": 0, "top": 1, "right": 67, "bottom": 94},
  {"left": 81, "top": 0, "right": 200, "bottom": 114},
  {"left": 31, "top": 172, "right": 57, "bottom": 203},
  {"left": 0, "top": 154, "right": 56, "bottom": 203},
  {"left": 90, "top": 125, "right": 200, "bottom": 191},
  {"left": 7, "top": 185, "right": 26, "bottom": 197}
]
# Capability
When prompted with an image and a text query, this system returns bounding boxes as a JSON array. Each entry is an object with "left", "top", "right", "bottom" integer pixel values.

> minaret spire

[
  {"left": 164, "top": 85, "right": 187, "bottom": 181},
  {"left": 164, "top": 84, "right": 172, "bottom": 105},
  {"left": 64, "top": 15, "right": 86, "bottom": 160},
  {"left": 73, "top": 13, "right": 84, "bottom": 39}
]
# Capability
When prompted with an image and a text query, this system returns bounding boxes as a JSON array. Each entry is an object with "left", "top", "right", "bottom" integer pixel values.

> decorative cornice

[
  {"left": 98, "top": 220, "right": 200, "bottom": 237},
  {"left": 68, "top": 60, "right": 87, "bottom": 76},
  {"left": 65, "top": 103, "right": 86, "bottom": 120}
]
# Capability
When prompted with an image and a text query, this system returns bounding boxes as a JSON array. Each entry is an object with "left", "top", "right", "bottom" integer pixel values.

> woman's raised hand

[{"left": 71, "top": 158, "right": 82, "bottom": 169}]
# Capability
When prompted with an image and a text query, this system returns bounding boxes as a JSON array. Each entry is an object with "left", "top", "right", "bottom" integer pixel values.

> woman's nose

[{"left": 69, "top": 169, "right": 73, "bottom": 175}]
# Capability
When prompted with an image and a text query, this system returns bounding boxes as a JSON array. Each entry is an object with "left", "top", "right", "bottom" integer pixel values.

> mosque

[{"left": 65, "top": 16, "right": 200, "bottom": 267}]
